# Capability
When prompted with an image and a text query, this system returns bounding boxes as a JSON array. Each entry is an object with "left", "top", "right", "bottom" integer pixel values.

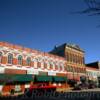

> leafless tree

[{"left": 81, "top": 0, "right": 100, "bottom": 16}]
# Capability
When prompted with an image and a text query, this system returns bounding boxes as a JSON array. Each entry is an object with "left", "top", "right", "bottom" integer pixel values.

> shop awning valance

[
  {"left": 0, "top": 74, "right": 34, "bottom": 82},
  {"left": 35, "top": 75, "right": 52, "bottom": 82},
  {"left": 53, "top": 76, "right": 67, "bottom": 82},
  {"left": 13, "top": 74, "right": 34, "bottom": 82}
]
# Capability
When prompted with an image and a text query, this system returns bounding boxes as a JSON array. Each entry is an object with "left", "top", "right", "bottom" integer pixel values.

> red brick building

[{"left": 0, "top": 42, "right": 67, "bottom": 95}]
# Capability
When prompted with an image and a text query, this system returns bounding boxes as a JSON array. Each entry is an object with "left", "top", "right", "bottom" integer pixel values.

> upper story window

[
  {"left": 59, "top": 64, "right": 64, "bottom": 71},
  {"left": 55, "top": 64, "right": 58, "bottom": 70},
  {"left": 52, "top": 63, "right": 55, "bottom": 70},
  {"left": 26, "top": 57, "right": 31, "bottom": 66},
  {"left": 69, "top": 66, "right": 73, "bottom": 72},
  {"left": 66, "top": 52, "right": 69, "bottom": 62},
  {"left": 58, "top": 64, "right": 61, "bottom": 71},
  {"left": 82, "top": 57, "right": 85, "bottom": 65},
  {"left": 0, "top": 52, "right": 2, "bottom": 63},
  {"left": 46, "top": 62, "right": 50, "bottom": 69},
  {"left": 8, "top": 53, "right": 13, "bottom": 64},
  {"left": 50, "top": 63, "right": 54, "bottom": 69},
  {"left": 18, "top": 55, "right": 23, "bottom": 65},
  {"left": 60, "top": 65, "right": 63, "bottom": 71}
]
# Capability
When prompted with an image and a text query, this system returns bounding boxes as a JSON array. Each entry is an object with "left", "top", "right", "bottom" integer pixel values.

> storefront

[
  {"left": 30, "top": 75, "right": 67, "bottom": 92},
  {"left": 0, "top": 74, "right": 34, "bottom": 96}
]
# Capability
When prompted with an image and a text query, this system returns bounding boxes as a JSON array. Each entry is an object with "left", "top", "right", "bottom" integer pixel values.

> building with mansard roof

[{"left": 49, "top": 43, "right": 86, "bottom": 81}]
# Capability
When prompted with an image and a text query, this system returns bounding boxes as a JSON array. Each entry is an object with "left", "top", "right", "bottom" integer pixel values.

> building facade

[
  {"left": 0, "top": 41, "right": 99, "bottom": 95},
  {"left": 0, "top": 42, "right": 67, "bottom": 95},
  {"left": 50, "top": 43, "right": 86, "bottom": 81}
]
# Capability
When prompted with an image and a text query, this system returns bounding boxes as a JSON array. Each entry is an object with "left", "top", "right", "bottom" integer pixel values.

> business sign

[
  {"left": 0, "top": 67, "right": 5, "bottom": 73},
  {"left": 0, "top": 85, "right": 3, "bottom": 92},
  {"left": 48, "top": 71, "right": 56, "bottom": 76},
  {"left": 27, "top": 69, "right": 39, "bottom": 75}
]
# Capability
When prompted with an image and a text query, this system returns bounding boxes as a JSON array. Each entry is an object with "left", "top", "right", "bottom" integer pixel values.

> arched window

[
  {"left": 58, "top": 64, "right": 60, "bottom": 71},
  {"left": 52, "top": 62, "right": 55, "bottom": 70},
  {"left": 55, "top": 64, "right": 58, "bottom": 70},
  {"left": 8, "top": 53, "right": 13, "bottom": 64},
  {"left": 67, "top": 52, "right": 69, "bottom": 62},
  {"left": 33, "top": 58, "right": 38, "bottom": 68},
  {"left": 37, "top": 58, "right": 42, "bottom": 68},
  {"left": 0, "top": 52, "right": 2, "bottom": 63},
  {"left": 50, "top": 63, "right": 53, "bottom": 69},
  {"left": 26, "top": 57, "right": 31, "bottom": 66},
  {"left": 46, "top": 62, "right": 50, "bottom": 69},
  {"left": 61, "top": 63, "right": 65, "bottom": 71},
  {"left": 40, "top": 59, "right": 44, "bottom": 69},
  {"left": 59, "top": 64, "right": 64, "bottom": 71},
  {"left": 18, "top": 55, "right": 23, "bottom": 65}
]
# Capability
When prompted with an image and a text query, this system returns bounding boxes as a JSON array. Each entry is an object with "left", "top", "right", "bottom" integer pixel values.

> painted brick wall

[{"left": 5, "top": 69, "right": 27, "bottom": 74}]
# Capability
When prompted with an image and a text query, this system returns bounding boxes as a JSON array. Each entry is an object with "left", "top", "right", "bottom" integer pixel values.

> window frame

[
  {"left": 18, "top": 55, "right": 23, "bottom": 65},
  {"left": 8, "top": 53, "right": 13, "bottom": 64},
  {"left": 26, "top": 57, "right": 31, "bottom": 66}
]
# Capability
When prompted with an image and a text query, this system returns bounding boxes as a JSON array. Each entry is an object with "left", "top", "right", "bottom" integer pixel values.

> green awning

[
  {"left": 53, "top": 76, "right": 67, "bottom": 82},
  {"left": 36, "top": 75, "right": 52, "bottom": 82},
  {"left": 0, "top": 74, "right": 34, "bottom": 82},
  {"left": 13, "top": 74, "right": 34, "bottom": 82},
  {"left": 0, "top": 74, "right": 12, "bottom": 82}
]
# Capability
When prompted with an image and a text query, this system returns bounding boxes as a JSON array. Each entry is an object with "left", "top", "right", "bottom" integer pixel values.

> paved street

[{"left": 1, "top": 89, "right": 100, "bottom": 100}]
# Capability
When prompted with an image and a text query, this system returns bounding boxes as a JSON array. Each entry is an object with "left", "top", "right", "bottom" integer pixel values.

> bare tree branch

[{"left": 83, "top": 0, "right": 100, "bottom": 15}]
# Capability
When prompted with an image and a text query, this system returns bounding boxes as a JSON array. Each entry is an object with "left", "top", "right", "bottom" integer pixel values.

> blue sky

[{"left": 0, "top": 0, "right": 100, "bottom": 63}]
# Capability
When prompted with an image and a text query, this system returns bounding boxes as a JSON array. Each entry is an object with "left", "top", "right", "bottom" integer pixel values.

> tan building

[{"left": 50, "top": 43, "right": 86, "bottom": 81}]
